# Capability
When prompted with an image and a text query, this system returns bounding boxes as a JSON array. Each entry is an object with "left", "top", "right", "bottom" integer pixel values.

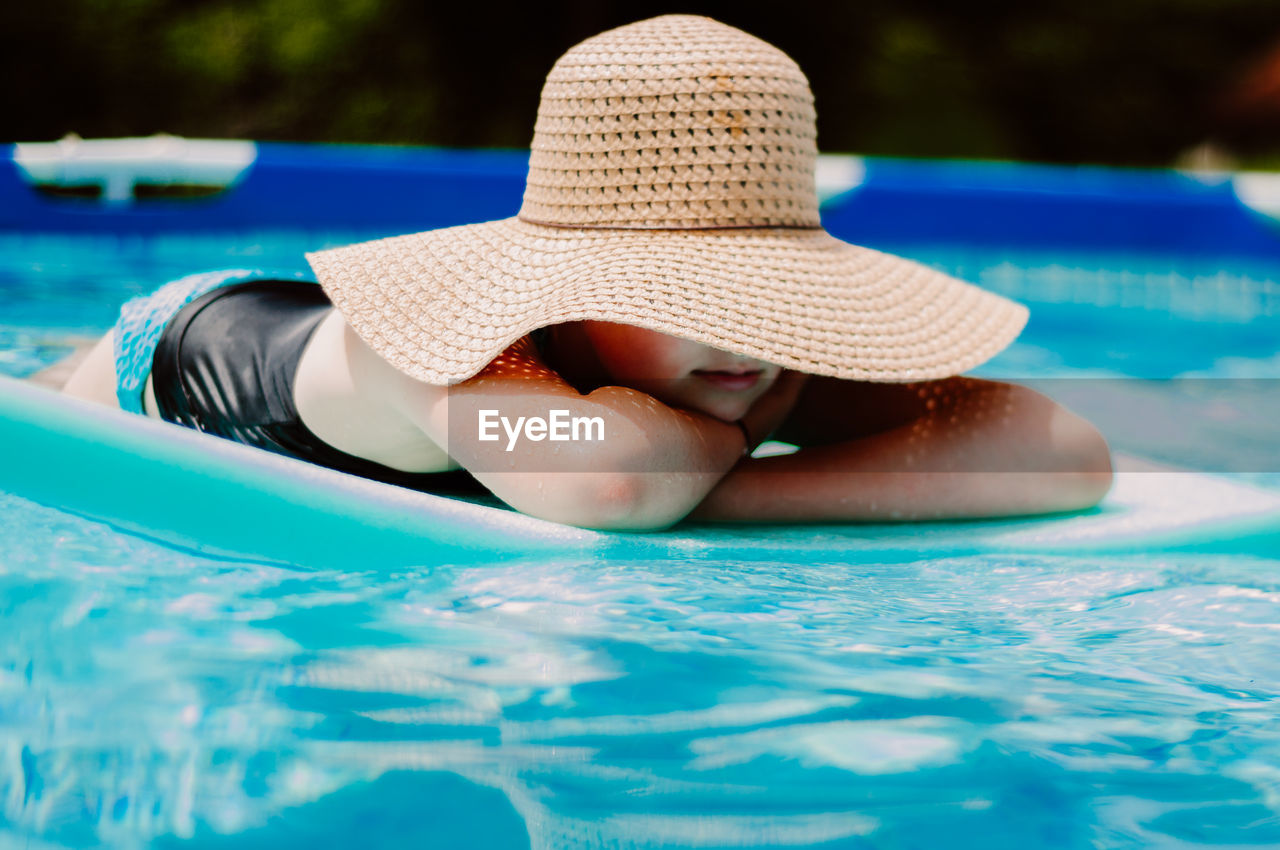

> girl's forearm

[
  {"left": 688, "top": 463, "right": 1112, "bottom": 522},
  {"left": 689, "top": 388, "right": 1114, "bottom": 523},
  {"left": 439, "top": 384, "right": 746, "bottom": 529}
]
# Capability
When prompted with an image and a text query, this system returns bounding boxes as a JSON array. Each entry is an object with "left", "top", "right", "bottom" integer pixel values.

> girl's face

[{"left": 577, "top": 321, "right": 781, "bottom": 421}]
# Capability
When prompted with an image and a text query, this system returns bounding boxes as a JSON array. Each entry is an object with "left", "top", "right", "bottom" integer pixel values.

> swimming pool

[{"left": 3, "top": 146, "right": 1280, "bottom": 848}]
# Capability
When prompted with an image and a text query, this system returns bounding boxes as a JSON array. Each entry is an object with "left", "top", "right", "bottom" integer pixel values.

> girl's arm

[
  {"left": 689, "top": 377, "right": 1113, "bottom": 522},
  {"left": 375, "top": 335, "right": 779, "bottom": 530}
]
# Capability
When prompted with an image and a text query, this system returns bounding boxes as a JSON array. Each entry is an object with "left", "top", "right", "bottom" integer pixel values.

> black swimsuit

[{"left": 150, "top": 280, "right": 483, "bottom": 493}]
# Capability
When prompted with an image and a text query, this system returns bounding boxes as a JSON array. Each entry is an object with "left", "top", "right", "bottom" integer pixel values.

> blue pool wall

[{"left": 5, "top": 142, "right": 1280, "bottom": 260}]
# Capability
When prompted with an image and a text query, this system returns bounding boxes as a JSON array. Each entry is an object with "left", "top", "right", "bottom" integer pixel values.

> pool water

[{"left": 2, "top": 232, "right": 1280, "bottom": 848}]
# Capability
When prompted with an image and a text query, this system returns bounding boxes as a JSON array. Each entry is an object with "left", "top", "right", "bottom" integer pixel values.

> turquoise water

[{"left": 2, "top": 232, "right": 1280, "bottom": 848}]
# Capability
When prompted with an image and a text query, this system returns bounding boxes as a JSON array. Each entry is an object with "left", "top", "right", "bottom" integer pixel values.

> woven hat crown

[{"left": 518, "top": 15, "right": 820, "bottom": 229}]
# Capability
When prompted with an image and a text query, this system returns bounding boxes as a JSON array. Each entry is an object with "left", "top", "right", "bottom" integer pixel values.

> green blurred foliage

[{"left": 2, "top": 0, "right": 1278, "bottom": 166}]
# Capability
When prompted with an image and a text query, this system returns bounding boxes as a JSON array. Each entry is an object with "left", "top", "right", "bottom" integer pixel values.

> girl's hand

[{"left": 738, "top": 369, "right": 810, "bottom": 453}]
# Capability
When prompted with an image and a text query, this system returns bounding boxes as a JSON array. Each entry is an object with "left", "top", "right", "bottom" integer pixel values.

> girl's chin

[
  {"left": 685, "top": 397, "right": 754, "bottom": 422},
  {"left": 640, "top": 383, "right": 760, "bottom": 421}
]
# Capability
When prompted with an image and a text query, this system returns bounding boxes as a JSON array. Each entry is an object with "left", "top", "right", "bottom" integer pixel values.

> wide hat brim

[{"left": 305, "top": 217, "right": 1028, "bottom": 386}]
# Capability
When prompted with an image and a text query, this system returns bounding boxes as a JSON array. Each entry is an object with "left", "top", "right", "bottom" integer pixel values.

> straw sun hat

[{"left": 305, "top": 14, "right": 1028, "bottom": 385}]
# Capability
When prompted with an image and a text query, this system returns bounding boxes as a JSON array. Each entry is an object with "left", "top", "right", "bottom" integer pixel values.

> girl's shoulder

[
  {"left": 470, "top": 333, "right": 560, "bottom": 383},
  {"left": 295, "top": 311, "right": 459, "bottom": 471}
]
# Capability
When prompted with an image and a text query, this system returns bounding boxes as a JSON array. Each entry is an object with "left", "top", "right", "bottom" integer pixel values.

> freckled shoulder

[
  {"left": 471, "top": 334, "right": 561, "bottom": 382},
  {"left": 350, "top": 328, "right": 575, "bottom": 431}
]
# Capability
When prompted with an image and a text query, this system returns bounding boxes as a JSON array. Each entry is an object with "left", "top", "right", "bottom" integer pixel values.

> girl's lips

[{"left": 692, "top": 369, "right": 762, "bottom": 391}]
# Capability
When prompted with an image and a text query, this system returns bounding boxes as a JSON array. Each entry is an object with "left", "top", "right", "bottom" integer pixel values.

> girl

[{"left": 60, "top": 15, "right": 1112, "bottom": 530}]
